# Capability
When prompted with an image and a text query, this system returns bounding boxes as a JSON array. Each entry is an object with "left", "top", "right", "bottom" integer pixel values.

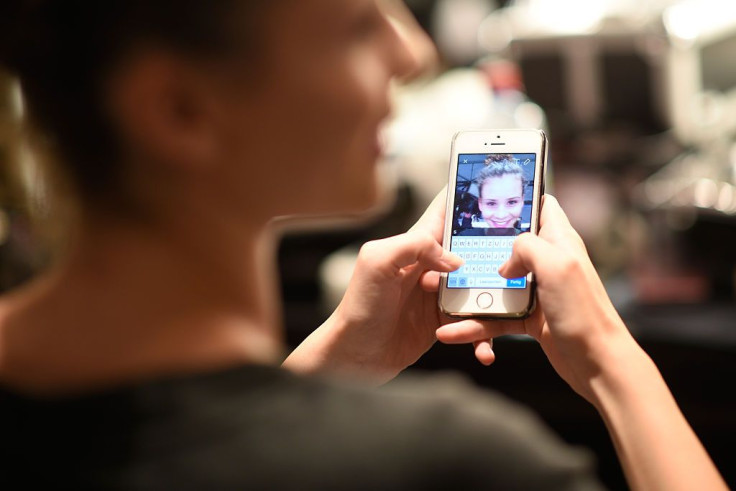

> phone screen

[{"left": 447, "top": 152, "right": 538, "bottom": 290}]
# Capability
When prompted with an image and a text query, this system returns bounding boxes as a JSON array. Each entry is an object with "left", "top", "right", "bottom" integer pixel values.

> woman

[{"left": 0, "top": 1, "right": 726, "bottom": 489}]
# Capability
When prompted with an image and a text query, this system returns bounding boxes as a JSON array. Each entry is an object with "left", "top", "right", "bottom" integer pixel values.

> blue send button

[{"left": 506, "top": 278, "right": 526, "bottom": 288}]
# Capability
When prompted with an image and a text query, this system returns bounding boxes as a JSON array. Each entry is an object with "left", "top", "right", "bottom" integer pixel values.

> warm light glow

[
  {"left": 10, "top": 79, "right": 24, "bottom": 121},
  {"left": 525, "top": 0, "right": 609, "bottom": 34},
  {"left": 664, "top": 0, "right": 736, "bottom": 43},
  {"left": 716, "top": 183, "right": 734, "bottom": 213},
  {"left": 693, "top": 178, "right": 718, "bottom": 209}
]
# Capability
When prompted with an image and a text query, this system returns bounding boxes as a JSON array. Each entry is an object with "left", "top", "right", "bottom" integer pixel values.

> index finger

[
  {"left": 538, "top": 194, "right": 587, "bottom": 255},
  {"left": 539, "top": 194, "right": 572, "bottom": 230}
]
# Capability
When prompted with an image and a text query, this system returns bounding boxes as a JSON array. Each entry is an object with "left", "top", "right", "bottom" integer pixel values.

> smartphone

[{"left": 439, "top": 129, "right": 547, "bottom": 318}]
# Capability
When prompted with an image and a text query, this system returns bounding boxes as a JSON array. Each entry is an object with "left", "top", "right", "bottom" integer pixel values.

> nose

[{"left": 381, "top": 1, "right": 437, "bottom": 82}]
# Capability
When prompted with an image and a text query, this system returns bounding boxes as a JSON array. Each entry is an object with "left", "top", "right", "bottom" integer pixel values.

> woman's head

[
  {"left": 476, "top": 154, "right": 526, "bottom": 229},
  {"left": 0, "top": 1, "right": 268, "bottom": 205},
  {"left": 0, "top": 0, "right": 418, "bottom": 224}
]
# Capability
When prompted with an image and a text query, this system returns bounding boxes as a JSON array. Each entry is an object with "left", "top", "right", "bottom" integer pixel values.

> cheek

[
  {"left": 304, "top": 64, "right": 387, "bottom": 209},
  {"left": 479, "top": 204, "right": 494, "bottom": 216},
  {"left": 224, "top": 51, "right": 387, "bottom": 215},
  {"left": 276, "top": 67, "right": 378, "bottom": 180}
]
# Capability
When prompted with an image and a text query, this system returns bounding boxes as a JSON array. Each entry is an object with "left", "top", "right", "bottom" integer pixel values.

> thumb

[
  {"left": 498, "top": 233, "right": 557, "bottom": 280},
  {"left": 356, "top": 232, "right": 463, "bottom": 282}
]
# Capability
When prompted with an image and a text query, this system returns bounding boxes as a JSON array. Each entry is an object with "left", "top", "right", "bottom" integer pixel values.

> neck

[{"left": 0, "top": 197, "right": 285, "bottom": 395}]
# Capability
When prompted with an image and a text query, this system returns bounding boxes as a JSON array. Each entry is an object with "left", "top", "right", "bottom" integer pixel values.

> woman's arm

[
  {"left": 283, "top": 190, "right": 462, "bottom": 384},
  {"left": 281, "top": 226, "right": 464, "bottom": 385},
  {"left": 283, "top": 190, "right": 504, "bottom": 384},
  {"left": 592, "top": 339, "right": 725, "bottom": 491},
  {"left": 438, "top": 195, "right": 727, "bottom": 490}
]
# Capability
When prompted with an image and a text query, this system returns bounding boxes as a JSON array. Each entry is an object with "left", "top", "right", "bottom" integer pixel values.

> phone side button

[{"left": 476, "top": 292, "right": 493, "bottom": 309}]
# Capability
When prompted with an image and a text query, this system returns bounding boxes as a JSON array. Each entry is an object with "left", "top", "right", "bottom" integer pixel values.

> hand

[
  {"left": 283, "top": 189, "right": 503, "bottom": 384},
  {"left": 436, "top": 195, "right": 729, "bottom": 490},
  {"left": 436, "top": 195, "right": 638, "bottom": 403}
]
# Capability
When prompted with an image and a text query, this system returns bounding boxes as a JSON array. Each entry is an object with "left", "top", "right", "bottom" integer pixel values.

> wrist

[
  {"left": 282, "top": 313, "right": 339, "bottom": 374},
  {"left": 283, "top": 311, "right": 397, "bottom": 385},
  {"left": 322, "top": 308, "right": 400, "bottom": 385},
  {"left": 580, "top": 328, "right": 727, "bottom": 491},
  {"left": 553, "top": 306, "right": 652, "bottom": 409},
  {"left": 586, "top": 329, "right": 659, "bottom": 413}
]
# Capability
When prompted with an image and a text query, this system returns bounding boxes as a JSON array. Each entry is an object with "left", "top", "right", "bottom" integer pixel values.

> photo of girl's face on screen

[
  {"left": 452, "top": 153, "right": 536, "bottom": 237},
  {"left": 446, "top": 152, "right": 537, "bottom": 290}
]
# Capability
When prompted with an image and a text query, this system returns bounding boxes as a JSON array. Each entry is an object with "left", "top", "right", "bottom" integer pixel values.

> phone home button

[{"left": 476, "top": 292, "right": 493, "bottom": 309}]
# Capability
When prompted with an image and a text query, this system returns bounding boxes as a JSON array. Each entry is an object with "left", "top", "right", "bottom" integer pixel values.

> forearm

[
  {"left": 282, "top": 313, "right": 341, "bottom": 375},
  {"left": 282, "top": 313, "right": 394, "bottom": 385},
  {"left": 590, "top": 340, "right": 727, "bottom": 491}
]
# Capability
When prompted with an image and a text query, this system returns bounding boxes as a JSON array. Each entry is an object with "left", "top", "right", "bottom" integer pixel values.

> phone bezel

[{"left": 438, "top": 129, "right": 547, "bottom": 319}]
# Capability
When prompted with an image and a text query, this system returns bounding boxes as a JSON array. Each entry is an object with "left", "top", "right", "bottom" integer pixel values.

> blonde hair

[{"left": 476, "top": 154, "right": 526, "bottom": 199}]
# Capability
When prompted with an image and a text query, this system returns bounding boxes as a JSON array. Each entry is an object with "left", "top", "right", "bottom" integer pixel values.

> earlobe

[{"left": 106, "top": 52, "right": 221, "bottom": 172}]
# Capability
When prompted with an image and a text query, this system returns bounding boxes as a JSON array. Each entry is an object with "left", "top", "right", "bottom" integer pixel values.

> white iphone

[{"left": 439, "top": 129, "right": 547, "bottom": 318}]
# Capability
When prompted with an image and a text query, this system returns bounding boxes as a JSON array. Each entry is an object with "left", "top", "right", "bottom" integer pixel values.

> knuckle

[
  {"left": 574, "top": 233, "right": 588, "bottom": 252},
  {"left": 544, "top": 194, "right": 559, "bottom": 207},
  {"left": 409, "top": 231, "right": 440, "bottom": 258},
  {"left": 556, "top": 253, "right": 584, "bottom": 278},
  {"left": 563, "top": 227, "right": 588, "bottom": 253},
  {"left": 357, "top": 239, "right": 385, "bottom": 265},
  {"left": 413, "top": 230, "right": 437, "bottom": 247},
  {"left": 358, "top": 239, "right": 380, "bottom": 256},
  {"left": 542, "top": 195, "right": 561, "bottom": 216}
]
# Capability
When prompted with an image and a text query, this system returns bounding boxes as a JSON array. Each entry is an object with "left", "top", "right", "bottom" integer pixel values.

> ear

[{"left": 107, "top": 51, "right": 223, "bottom": 172}]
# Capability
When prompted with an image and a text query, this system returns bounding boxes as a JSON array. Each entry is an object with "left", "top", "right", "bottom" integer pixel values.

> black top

[{"left": 0, "top": 365, "right": 604, "bottom": 490}]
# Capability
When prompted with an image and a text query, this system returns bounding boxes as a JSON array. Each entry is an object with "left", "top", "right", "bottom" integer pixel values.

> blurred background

[{"left": 1, "top": 0, "right": 735, "bottom": 488}]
